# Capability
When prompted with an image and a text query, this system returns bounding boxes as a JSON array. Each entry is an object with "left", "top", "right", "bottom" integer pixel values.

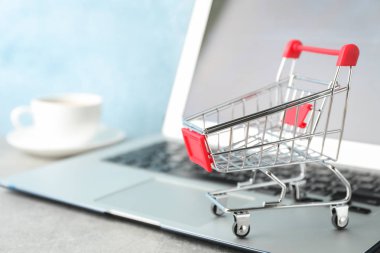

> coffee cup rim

[{"left": 32, "top": 93, "right": 102, "bottom": 108}]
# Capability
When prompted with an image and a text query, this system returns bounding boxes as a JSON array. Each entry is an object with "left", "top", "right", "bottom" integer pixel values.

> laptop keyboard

[{"left": 105, "top": 141, "right": 380, "bottom": 214}]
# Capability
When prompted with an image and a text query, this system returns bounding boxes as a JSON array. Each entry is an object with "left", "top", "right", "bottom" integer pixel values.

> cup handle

[{"left": 11, "top": 106, "right": 33, "bottom": 129}]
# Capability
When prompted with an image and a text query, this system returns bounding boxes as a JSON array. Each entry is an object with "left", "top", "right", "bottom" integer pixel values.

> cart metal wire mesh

[
  {"left": 183, "top": 72, "right": 350, "bottom": 172},
  {"left": 182, "top": 40, "right": 359, "bottom": 238}
]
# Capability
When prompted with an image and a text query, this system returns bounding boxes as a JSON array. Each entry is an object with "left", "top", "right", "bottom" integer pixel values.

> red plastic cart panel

[
  {"left": 182, "top": 128, "right": 213, "bottom": 172},
  {"left": 284, "top": 104, "right": 313, "bottom": 128}
]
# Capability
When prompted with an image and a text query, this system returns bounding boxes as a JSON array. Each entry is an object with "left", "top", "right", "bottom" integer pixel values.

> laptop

[{"left": 2, "top": 1, "right": 380, "bottom": 252}]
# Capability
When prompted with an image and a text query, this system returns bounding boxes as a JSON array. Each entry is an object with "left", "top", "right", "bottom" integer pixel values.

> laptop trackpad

[{"left": 95, "top": 179, "right": 213, "bottom": 226}]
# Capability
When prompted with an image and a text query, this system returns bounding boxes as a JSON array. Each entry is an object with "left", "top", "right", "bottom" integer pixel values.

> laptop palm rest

[{"left": 95, "top": 179, "right": 216, "bottom": 227}]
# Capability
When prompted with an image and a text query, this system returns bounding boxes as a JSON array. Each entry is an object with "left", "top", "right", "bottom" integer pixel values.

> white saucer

[{"left": 6, "top": 126, "right": 125, "bottom": 158}]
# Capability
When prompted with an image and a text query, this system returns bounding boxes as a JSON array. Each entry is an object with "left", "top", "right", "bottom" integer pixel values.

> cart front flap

[{"left": 182, "top": 128, "right": 213, "bottom": 172}]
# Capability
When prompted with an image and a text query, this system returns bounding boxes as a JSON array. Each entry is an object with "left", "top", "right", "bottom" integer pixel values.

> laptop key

[
  {"left": 352, "top": 189, "right": 380, "bottom": 206},
  {"left": 330, "top": 191, "right": 346, "bottom": 201},
  {"left": 295, "top": 197, "right": 323, "bottom": 203},
  {"left": 374, "top": 186, "right": 380, "bottom": 193},
  {"left": 357, "top": 183, "right": 375, "bottom": 191},
  {"left": 313, "top": 169, "right": 331, "bottom": 177},
  {"left": 349, "top": 205, "right": 372, "bottom": 214}
]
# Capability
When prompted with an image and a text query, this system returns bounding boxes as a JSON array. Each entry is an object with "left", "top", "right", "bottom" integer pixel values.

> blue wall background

[{"left": 0, "top": 0, "right": 194, "bottom": 138}]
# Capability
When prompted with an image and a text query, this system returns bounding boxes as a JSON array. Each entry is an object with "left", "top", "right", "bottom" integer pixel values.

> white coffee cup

[{"left": 11, "top": 93, "right": 102, "bottom": 144}]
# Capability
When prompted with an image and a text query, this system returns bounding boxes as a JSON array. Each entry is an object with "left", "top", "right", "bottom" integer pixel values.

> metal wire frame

[
  {"left": 183, "top": 58, "right": 352, "bottom": 174},
  {"left": 207, "top": 162, "right": 351, "bottom": 213},
  {"left": 182, "top": 54, "right": 355, "bottom": 239}
]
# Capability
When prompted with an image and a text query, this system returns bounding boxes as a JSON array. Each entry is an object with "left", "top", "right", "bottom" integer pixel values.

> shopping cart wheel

[
  {"left": 232, "top": 211, "right": 251, "bottom": 238},
  {"left": 232, "top": 222, "right": 250, "bottom": 238},
  {"left": 331, "top": 205, "right": 349, "bottom": 230},
  {"left": 211, "top": 204, "right": 224, "bottom": 216}
]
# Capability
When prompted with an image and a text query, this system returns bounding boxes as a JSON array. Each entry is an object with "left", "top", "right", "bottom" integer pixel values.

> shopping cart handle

[{"left": 283, "top": 40, "right": 359, "bottom": 67}]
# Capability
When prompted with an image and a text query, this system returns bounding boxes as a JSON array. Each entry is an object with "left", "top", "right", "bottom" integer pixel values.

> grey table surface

[{"left": 0, "top": 139, "right": 240, "bottom": 253}]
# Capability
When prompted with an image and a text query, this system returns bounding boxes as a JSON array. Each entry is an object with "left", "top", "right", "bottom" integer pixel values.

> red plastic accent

[
  {"left": 336, "top": 44, "right": 360, "bottom": 66},
  {"left": 283, "top": 40, "right": 303, "bottom": 59},
  {"left": 182, "top": 128, "right": 213, "bottom": 172},
  {"left": 284, "top": 104, "right": 313, "bottom": 128},
  {"left": 282, "top": 40, "right": 359, "bottom": 66}
]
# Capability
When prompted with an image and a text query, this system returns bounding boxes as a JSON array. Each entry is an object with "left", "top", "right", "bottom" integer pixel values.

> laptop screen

[{"left": 184, "top": 0, "right": 379, "bottom": 145}]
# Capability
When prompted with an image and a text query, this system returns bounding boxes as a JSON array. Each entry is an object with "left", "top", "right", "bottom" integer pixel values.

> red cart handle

[{"left": 283, "top": 40, "right": 359, "bottom": 66}]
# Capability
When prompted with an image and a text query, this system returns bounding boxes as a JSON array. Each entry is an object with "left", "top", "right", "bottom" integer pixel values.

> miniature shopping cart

[{"left": 182, "top": 40, "right": 359, "bottom": 238}]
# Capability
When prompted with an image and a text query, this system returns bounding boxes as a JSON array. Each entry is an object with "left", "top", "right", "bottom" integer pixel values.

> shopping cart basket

[{"left": 182, "top": 40, "right": 359, "bottom": 238}]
